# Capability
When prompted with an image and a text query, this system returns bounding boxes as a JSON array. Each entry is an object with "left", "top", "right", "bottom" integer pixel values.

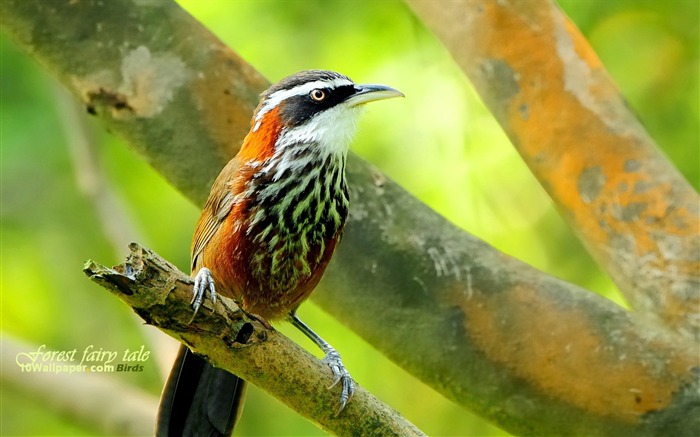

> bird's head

[{"left": 237, "top": 70, "right": 403, "bottom": 164}]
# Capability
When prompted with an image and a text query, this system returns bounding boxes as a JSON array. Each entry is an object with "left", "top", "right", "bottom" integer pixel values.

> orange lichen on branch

[
  {"left": 458, "top": 282, "right": 699, "bottom": 424},
  {"left": 407, "top": 0, "right": 700, "bottom": 338}
]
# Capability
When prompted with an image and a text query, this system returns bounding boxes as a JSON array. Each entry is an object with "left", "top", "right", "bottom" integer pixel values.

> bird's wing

[{"left": 190, "top": 158, "right": 242, "bottom": 273}]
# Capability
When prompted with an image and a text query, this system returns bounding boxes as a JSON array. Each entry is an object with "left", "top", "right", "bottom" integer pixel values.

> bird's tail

[{"left": 156, "top": 345, "right": 246, "bottom": 437}]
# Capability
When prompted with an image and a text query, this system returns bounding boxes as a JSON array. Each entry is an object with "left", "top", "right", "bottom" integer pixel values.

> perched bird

[{"left": 156, "top": 70, "right": 402, "bottom": 436}]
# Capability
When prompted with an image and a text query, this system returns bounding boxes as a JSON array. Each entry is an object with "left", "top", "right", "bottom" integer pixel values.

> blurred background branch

[
  {"left": 1, "top": 0, "right": 697, "bottom": 436},
  {"left": 52, "top": 83, "right": 143, "bottom": 260},
  {"left": 51, "top": 83, "right": 177, "bottom": 375}
]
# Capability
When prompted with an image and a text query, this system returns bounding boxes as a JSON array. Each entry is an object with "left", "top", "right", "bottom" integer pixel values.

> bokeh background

[{"left": 1, "top": 0, "right": 697, "bottom": 435}]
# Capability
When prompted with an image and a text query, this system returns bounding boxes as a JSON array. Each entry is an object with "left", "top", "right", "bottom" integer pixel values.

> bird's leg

[
  {"left": 191, "top": 267, "right": 217, "bottom": 320},
  {"left": 287, "top": 312, "right": 355, "bottom": 413}
]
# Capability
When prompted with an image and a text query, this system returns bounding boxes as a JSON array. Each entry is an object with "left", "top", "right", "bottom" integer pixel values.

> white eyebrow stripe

[{"left": 253, "top": 78, "right": 354, "bottom": 131}]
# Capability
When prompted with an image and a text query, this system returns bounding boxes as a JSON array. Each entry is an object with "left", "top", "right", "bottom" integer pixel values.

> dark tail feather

[{"left": 156, "top": 345, "right": 246, "bottom": 437}]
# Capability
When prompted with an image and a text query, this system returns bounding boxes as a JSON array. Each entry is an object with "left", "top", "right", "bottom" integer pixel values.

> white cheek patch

[
  {"left": 253, "top": 78, "right": 354, "bottom": 131},
  {"left": 277, "top": 104, "right": 363, "bottom": 157}
]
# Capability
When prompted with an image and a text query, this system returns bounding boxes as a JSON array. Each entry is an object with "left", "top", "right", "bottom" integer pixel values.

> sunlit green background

[{"left": 2, "top": 0, "right": 697, "bottom": 435}]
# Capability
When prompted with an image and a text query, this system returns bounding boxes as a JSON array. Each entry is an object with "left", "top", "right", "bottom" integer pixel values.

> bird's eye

[{"left": 309, "top": 89, "right": 326, "bottom": 102}]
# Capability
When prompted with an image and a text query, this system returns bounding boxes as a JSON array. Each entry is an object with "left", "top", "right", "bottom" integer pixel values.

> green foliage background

[{"left": 1, "top": 1, "right": 697, "bottom": 435}]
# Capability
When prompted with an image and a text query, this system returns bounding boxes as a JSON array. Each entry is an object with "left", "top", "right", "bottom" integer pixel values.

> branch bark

[
  {"left": 405, "top": 0, "right": 700, "bottom": 341},
  {"left": 83, "top": 243, "right": 424, "bottom": 437},
  {"left": 3, "top": 1, "right": 699, "bottom": 435}
]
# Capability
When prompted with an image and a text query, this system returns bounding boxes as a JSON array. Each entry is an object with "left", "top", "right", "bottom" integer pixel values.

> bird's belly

[
  {"left": 207, "top": 215, "right": 342, "bottom": 321},
  {"left": 242, "top": 233, "right": 339, "bottom": 320}
]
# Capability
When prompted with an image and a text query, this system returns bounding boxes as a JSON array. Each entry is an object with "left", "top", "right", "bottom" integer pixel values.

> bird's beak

[{"left": 345, "top": 84, "right": 404, "bottom": 107}]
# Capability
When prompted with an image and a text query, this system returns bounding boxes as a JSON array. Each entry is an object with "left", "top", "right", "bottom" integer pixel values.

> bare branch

[{"left": 83, "top": 243, "right": 425, "bottom": 437}]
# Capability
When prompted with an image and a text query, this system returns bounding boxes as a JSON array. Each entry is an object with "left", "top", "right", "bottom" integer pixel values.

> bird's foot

[
  {"left": 190, "top": 267, "right": 216, "bottom": 321},
  {"left": 287, "top": 313, "right": 354, "bottom": 413},
  {"left": 322, "top": 348, "right": 355, "bottom": 414}
]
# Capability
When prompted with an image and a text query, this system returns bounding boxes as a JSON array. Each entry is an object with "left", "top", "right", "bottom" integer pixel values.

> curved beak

[{"left": 345, "top": 84, "right": 404, "bottom": 107}]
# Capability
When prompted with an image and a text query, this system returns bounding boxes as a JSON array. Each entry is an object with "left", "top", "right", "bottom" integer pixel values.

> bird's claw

[
  {"left": 322, "top": 349, "right": 355, "bottom": 414},
  {"left": 287, "top": 314, "right": 354, "bottom": 413},
  {"left": 191, "top": 267, "right": 216, "bottom": 321}
]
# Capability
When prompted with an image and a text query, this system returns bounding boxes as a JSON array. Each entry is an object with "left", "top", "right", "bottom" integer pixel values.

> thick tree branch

[
  {"left": 405, "top": 0, "right": 700, "bottom": 340},
  {"left": 83, "top": 243, "right": 424, "bottom": 437},
  {"left": 323, "top": 165, "right": 699, "bottom": 436},
  {"left": 3, "top": 1, "right": 699, "bottom": 435}
]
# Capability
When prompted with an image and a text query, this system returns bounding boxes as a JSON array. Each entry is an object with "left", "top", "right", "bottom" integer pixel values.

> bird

[{"left": 156, "top": 70, "right": 403, "bottom": 436}]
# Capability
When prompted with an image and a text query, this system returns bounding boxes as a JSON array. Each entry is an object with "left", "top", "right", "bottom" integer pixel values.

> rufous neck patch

[{"left": 238, "top": 106, "right": 283, "bottom": 163}]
